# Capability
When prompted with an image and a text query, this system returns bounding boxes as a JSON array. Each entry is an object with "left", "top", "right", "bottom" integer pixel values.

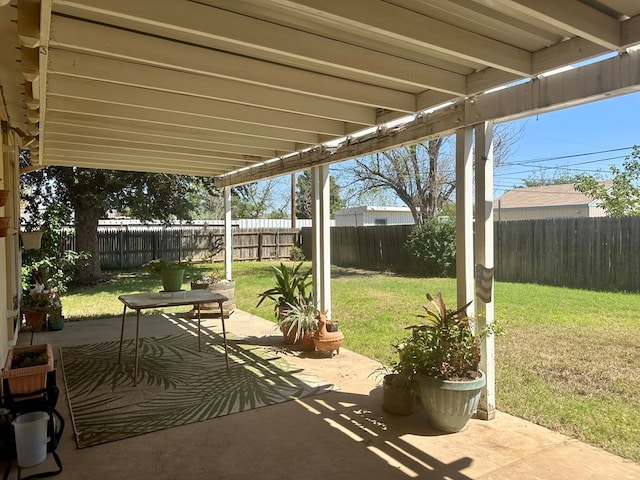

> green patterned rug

[{"left": 60, "top": 334, "right": 335, "bottom": 448}]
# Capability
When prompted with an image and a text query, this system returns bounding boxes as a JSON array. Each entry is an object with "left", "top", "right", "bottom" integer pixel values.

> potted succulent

[
  {"left": 278, "top": 298, "right": 318, "bottom": 350},
  {"left": 397, "top": 292, "right": 497, "bottom": 432},
  {"left": 142, "top": 259, "right": 191, "bottom": 292},
  {"left": 256, "top": 262, "right": 312, "bottom": 343}
]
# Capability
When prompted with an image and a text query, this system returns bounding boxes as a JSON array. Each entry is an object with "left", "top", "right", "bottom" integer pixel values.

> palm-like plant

[{"left": 256, "top": 262, "right": 312, "bottom": 317}]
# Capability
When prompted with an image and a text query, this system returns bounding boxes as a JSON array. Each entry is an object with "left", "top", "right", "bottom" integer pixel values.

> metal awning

[{"left": 1, "top": 0, "right": 639, "bottom": 185}]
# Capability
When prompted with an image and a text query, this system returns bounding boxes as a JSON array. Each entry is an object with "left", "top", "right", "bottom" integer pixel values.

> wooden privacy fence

[
  {"left": 301, "top": 225, "right": 424, "bottom": 275},
  {"left": 494, "top": 217, "right": 640, "bottom": 292},
  {"left": 302, "top": 217, "right": 640, "bottom": 292},
  {"left": 63, "top": 227, "right": 301, "bottom": 270}
]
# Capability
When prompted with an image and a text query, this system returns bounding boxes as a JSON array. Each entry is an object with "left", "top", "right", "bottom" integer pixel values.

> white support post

[
  {"left": 455, "top": 126, "right": 475, "bottom": 317},
  {"left": 223, "top": 186, "right": 232, "bottom": 281},
  {"left": 474, "top": 122, "right": 496, "bottom": 420},
  {"left": 311, "top": 166, "right": 331, "bottom": 316}
]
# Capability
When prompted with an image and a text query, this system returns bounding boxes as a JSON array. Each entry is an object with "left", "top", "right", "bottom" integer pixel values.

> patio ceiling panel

[
  {"left": 0, "top": 0, "right": 638, "bottom": 182},
  {"left": 44, "top": 113, "right": 298, "bottom": 153}
]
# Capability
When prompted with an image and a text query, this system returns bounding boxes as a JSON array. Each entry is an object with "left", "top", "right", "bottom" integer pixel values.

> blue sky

[
  {"left": 269, "top": 90, "right": 640, "bottom": 211},
  {"left": 494, "top": 91, "right": 640, "bottom": 197}
]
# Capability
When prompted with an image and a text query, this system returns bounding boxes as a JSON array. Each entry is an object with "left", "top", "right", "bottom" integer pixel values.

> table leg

[
  {"left": 197, "top": 305, "right": 201, "bottom": 352},
  {"left": 134, "top": 309, "right": 141, "bottom": 386},
  {"left": 118, "top": 305, "right": 127, "bottom": 363},
  {"left": 220, "top": 301, "right": 229, "bottom": 370}
]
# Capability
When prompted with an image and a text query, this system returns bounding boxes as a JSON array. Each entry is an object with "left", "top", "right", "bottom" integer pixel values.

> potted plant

[
  {"left": 190, "top": 268, "right": 236, "bottom": 316},
  {"left": 20, "top": 290, "right": 52, "bottom": 331},
  {"left": 2, "top": 344, "right": 54, "bottom": 396},
  {"left": 398, "top": 291, "right": 497, "bottom": 432},
  {"left": 278, "top": 298, "right": 318, "bottom": 350},
  {"left": 142, "top": 259, "right": 191, "bottom": 292},
  {"left": 381, "top": 370, "right": 415, "bottom": 416},
  {"left": 256, "top": 262, "right": 312, "bottom": 343}
]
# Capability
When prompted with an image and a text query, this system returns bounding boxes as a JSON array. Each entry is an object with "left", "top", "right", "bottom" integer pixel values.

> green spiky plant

[{"left": 255, "top": 262, "right": 312, "bottom": 318}]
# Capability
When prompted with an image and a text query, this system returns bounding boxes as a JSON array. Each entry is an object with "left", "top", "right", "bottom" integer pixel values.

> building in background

[
  {"left": 493, "top": 182, "right": 611, "bottom": 221},
  {"left": 334, "top": 206, "right": 415, "bottom": 227}
]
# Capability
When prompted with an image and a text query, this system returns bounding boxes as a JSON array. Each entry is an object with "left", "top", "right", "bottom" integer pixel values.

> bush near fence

[
  {"left": 62, "top": 227, "right": 301, "bottom": 270},
  {"left": 302, "top": 217, "right": 640, "bottom": 292}
]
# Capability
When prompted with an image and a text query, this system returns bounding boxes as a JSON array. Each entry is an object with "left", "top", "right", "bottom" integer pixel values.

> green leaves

[
  {"left": 574, "top": 146, "right": 640, "bottom": 217},
  {"left": 256, "top": 262, "right": 312, "bottom": 312}
]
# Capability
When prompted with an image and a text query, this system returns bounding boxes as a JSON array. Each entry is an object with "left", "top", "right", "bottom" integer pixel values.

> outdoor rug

[{"left": 60, "top": 334, "right": 335, "bottom": 448}]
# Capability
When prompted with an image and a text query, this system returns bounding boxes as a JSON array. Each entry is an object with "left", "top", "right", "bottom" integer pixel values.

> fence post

[
  {"left": 119, "top": 229, "right": 124, "bottom": 271},
  {"left": 258, "top": 232, "right": 263, "bottom": 261}
]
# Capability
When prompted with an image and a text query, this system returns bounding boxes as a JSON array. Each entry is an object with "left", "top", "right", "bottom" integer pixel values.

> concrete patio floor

[{"left": 7, "top": 309, "right": 640, "bottom": 480}]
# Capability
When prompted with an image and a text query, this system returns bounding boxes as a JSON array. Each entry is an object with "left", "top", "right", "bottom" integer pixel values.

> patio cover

[
  {"left": 2, "top": 0, "right": 640, "bottom": 420},
  {"left": 0, "top": 0, "right": 639, "bottom": 181}
]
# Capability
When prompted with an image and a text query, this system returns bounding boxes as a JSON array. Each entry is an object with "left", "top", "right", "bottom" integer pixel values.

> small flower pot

[{"left": 22, "top": 308, "right": 47, "bottom": 332}]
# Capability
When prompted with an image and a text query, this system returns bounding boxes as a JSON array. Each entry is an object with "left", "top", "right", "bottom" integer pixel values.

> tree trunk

[{"left": 74, "top": 210, "right": 102, "bottom": 284}]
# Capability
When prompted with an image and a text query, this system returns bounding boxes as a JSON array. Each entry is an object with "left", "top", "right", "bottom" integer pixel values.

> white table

[{"left": 117, "top": 290, "right": 229, "bottom": 385}]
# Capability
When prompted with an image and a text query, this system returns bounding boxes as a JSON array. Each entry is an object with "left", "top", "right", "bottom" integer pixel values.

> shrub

[
  {"left": 404, "top": 217, "right": 456, "bottom": 277},
  {"left": 289, "top": 245, "right": 306, "bottom": 261}
]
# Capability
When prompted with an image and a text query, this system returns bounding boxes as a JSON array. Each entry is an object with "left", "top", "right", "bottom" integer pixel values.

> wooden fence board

[
  {"left": 64, "top": 227, "right": 300, "bottom": 269},
  {"left": 302, "top": 217, "right": 640, "bottom": 292}
]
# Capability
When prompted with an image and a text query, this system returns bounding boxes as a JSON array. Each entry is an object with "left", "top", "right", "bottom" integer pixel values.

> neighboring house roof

[{"left": 494, "top": 182, "right": 613, "bottom": 209}]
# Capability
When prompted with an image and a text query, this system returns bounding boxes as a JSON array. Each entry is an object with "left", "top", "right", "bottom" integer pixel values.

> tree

[
  {"left": 573, "top": 146, "right": 640, "bottom": 216},
  {"left": 341, "top": 124, "right": 521, "bottom": 224},
  {"left": 522, "top": 167, "right": 578, "bottom": 187},
  {"left": 295, "top": 170, "right": 345, "bottom": 219},
  {"left": 231, "top": 178, "right": 288, "bottom": 218},
  {"left": 21, "top": 166, "right": 217, "bottom": 284}
]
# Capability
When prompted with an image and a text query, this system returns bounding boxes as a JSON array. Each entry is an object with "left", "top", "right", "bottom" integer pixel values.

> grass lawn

[{"left": 63, "top": 261, "right": 640, "bottom": 463}]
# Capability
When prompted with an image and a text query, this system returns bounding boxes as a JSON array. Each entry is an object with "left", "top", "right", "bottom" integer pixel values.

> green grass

[{"left": 63, "top": 261, "right": 640, "bottom": 463}]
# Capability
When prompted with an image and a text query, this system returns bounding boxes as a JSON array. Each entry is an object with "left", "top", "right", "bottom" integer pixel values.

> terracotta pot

[
  {"left": 278, "top": 305, "right": 301, "bottom": 345},
  {"left": 280, "top": 320, "right": 299, "bottom": 345},
  {"left": 0, "top": 190, "right": 8, "bottom": 207},
  {"left": 313, "top": 312, "right": 344, "bottom": 356},
  {"left": 300, "top": 332, "right": 316, "bottom": 351},
  {"left": 22, "top": 308, "right": 47, "bottom": 332}
]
